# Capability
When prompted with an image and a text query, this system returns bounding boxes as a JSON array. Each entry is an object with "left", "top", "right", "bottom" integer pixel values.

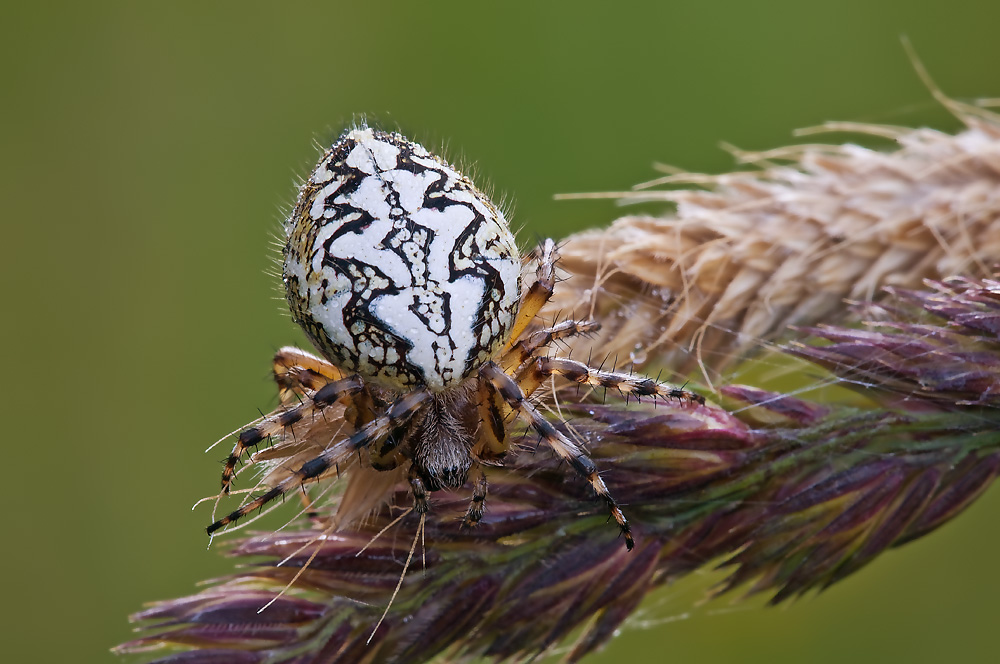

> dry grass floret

[{"left": 552, "top": 100, "right": 1000, "bottom": 381}]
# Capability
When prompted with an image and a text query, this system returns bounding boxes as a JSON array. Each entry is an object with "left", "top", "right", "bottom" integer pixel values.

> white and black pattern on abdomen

[{"left": 283, "top": 127, "right": 521, "bottom": 392}]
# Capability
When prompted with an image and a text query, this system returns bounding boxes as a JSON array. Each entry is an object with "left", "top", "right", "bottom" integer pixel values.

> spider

[{"left": 206, "top": 126, "right": 705, "bottom": 550}]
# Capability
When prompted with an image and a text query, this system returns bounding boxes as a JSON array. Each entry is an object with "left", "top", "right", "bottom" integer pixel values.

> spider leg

[
  {"left": 503, "top": 238, "right": 557, "bottom": 351},
  {"left": 500, "top": 319, "right": 600, "bottom": 371},
  {"left": 366, "top": 394, "right": 413, "bottom": 472},
  {"left": 532, "top": 357, "right": 706, "bottom": 405},
  {"left": 218, "top": 348, "right": 350, "bottom": 491},
  {"left": 220, "top": 375, "right": 365, "bottom": 493},
  {"left": 273, "top": 346, "right": 345, "bottom": 381},
  {"left": 477, "top": 320, "right": 599, "bottom": 463},
  {"left": 272, "top": 346, "right": 345, "bottom": 404},
  {"left": 474, "top": 379, "right": 509, "bottom": 463},
  {"left": 407, "top": 465, "right": 431, "bottom": 515},
  {"left": 208, "top": 390, "right": 432, "bottom": 534},
  {"left": 481, "top": 362, "right": 634, "bottom": 550},
  {"left": 367, "top": 427, "right": 409, "bottom": 474},
  {"left": 462, "top": 464, "right": 488, "bottom": 528}
]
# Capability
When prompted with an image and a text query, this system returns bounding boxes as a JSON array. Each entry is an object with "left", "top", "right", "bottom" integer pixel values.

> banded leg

[
  {"left": 220, "top": 376, "right": 366, "bottom": 493},
  {"left": 272, "top": 346, "right": 345, "bottom": 403},
  {"left": 534, "top": 357, "right": 706, "bottom": 405},
  {"left": 481, "top": 320, "right": 598, "bottom": 462},
  {"left": 462, "top": 465, "right": 488, "bottom": 528},
  {"left": 273, "top": 346, "right": 345, "bottom": 380},
  {"left": 481, "top": 362, "right": 634, "bottom": 550},
  {"left": 474, "top": 379, "right": 508, "bottom": 463},
  {"left": 500, "top": 319, "right": 599, "bottom": 372},
  {"left": 368, "top": 430, "right": 406, "bottom": 472},
  {"left": 208, "top": 390, "right": 432, "bottom": 534},
  {"left": 503, "top": 239, "right": 557, "bottom": 351},
  {"left": 408, "top": 466, "right": 431, "bottom": 515}
]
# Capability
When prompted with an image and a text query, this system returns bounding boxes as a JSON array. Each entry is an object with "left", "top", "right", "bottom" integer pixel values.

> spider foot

[
  {"left": 461, "top": 469, "right": 488, "bottom": 528},
  {"left": 408, "top": 467, "right": 431, "bottom": 515}
]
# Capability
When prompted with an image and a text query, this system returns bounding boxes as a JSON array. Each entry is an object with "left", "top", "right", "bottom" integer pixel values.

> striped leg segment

[
  {"left": 500, "top": 319, "right": 599, "bottom": 372},
  {"left": 407, "top": 466, "right": 431, "bottom": 515},
  {"left": 503, "top": 239, "right": 557, "bottom": 352},
  {"left": 207, "top": 389, "right": 431, "bottom": 534},
  {"left": 475, "top": 380, "right": 509, "bottom": 463},
  {"left": 462, "top": 465, "right": 488, "bottom": 528},
  {"left": 535, "top": 357, "right": 706, "bottom": 405},
  {"left": 272, "top": 346, "right": 345, "bottom": 404},
  {"left": 489, "top": 321, "right": 600, "bottom": 448},
  {"left": 220, "top": 376, "right": 365, "bottom": 493},
  {"left": 272, "top": 346, "right": 345, "bottom": 382},
  {"left": 481, "top": 362, "right": 634, "bottom": 550}
]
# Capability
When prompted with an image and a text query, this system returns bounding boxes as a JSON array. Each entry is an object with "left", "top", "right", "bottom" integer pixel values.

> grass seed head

[{"left": 118, "top": 106, "right": 1000, "bottom": 663}]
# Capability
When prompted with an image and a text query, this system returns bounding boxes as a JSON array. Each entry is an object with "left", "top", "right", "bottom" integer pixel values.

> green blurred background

[{"left": 4, "top": 1, "right": 999, "bottom": 662}]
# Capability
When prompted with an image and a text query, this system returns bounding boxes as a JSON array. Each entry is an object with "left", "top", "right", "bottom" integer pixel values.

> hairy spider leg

[
  {"left": 207, "top": 390, "right": 433, "bottom": 534},
  {"left": 462, "top": 464, "right": 488, "bottom": 528},
  {"left": 276, "top": 368, "right": 335, "bottom": 406},
  {"left": 214, "top": 349, "right": 342, "bottom": 492},
  {"left": 273, "top": 348, "right": 400, "bottom": 438},
  {"left": 476, "top": 318, "right": 601, "bottom": 462},
  {"left": 272, "top": 346, "right": 345, "bottom": 403},
  {"left": 474, "top": 378, "right": 509, "bottom": 463},
  {"left": 272, "top": 346, "right": 345, "bottom": 380},
  {"left": 227, "top": 348, "right": 376, "bottom": 524},
  {"left": 205, "top": 350, "right": 338, "bottom": 457},
  {"left": 481, "top": 362, "right": 634, "bottom": 551},
  {"left": 472, "top": 319, "right": 600, "bottom": 465},
  {"left": 407, "top": 466, "right": 432, "bottom": 515},
  {"left": 220, "top": 376, "right": 365, "bottom": 493},
  {"left": 533, "top": 357, "right": 706, "bottom": 405},
  {"left": 364, "top": 391, "right": 419, "bottom": 473},
  {"left": 499, "top": 319, "right": 600, "bottom": 372},
  {"left": 367, "top": 434, "right": 407, "bottom": 472},
  {"left": 502, "top": 239, "right": 557, "bottom": 352}
]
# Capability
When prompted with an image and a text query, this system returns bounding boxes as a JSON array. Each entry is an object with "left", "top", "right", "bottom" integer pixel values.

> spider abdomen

[{"left": 283, "top": 127, "right": 522, "bottom": 392}]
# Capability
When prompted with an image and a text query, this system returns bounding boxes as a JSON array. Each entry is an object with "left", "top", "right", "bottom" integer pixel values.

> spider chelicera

[{"left": 206, "top": 127, "right": 705, "bottom": 550}]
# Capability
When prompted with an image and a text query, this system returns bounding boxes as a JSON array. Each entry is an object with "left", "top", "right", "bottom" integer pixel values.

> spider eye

[{"left": 283, "top": 127, "right": 521, "bottom": 392}]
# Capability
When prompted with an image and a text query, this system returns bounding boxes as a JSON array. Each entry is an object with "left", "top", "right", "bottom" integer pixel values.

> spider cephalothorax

[{"left": 208, "top": 127, "right": 705, "bottom": 549}]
